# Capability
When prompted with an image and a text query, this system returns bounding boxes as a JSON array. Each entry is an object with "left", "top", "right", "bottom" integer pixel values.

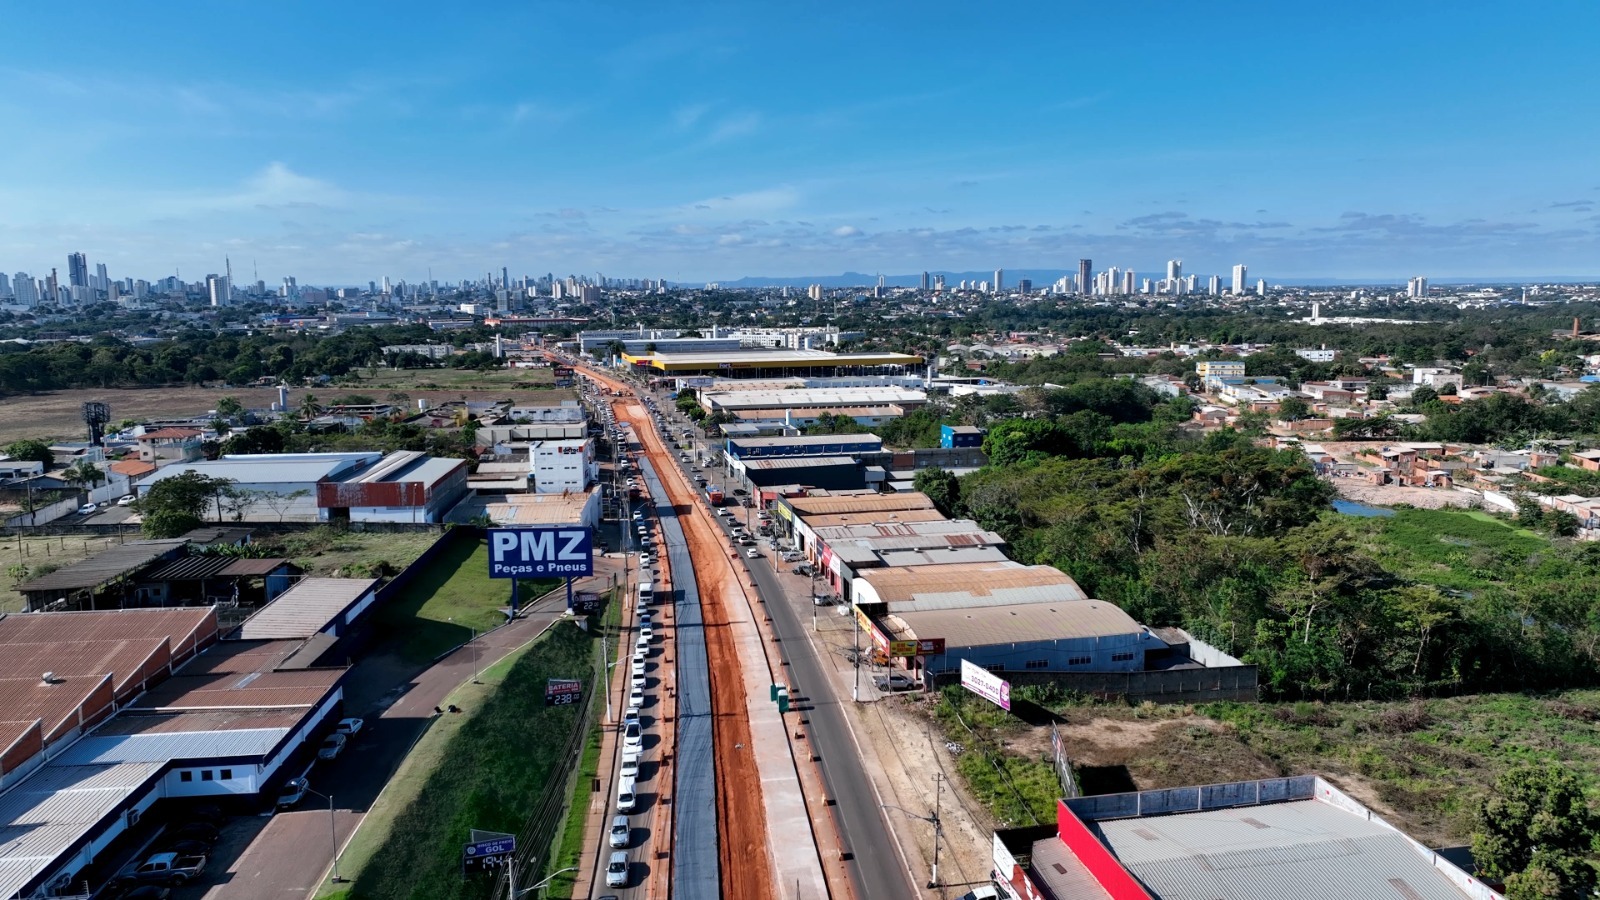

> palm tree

[
  {"left": 62, "top": 460, "right": 105, "bottom": 488},
  {"left": 299, "top": 394, "right": 321, "bottom": 419}
]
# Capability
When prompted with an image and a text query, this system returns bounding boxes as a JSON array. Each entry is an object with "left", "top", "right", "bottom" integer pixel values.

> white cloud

[
  {"left": 832, "top": 225, "right": 861, "bottom": 237},
  {"left": 681, "top": 186, "right": 799, "bottom": 215}
]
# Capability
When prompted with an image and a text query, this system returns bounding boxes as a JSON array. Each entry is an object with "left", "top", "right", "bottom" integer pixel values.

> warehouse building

[
  {"left": 992, "top": 775, "right": 1502, "bottom": 900},
  {"left": 620, "top": 347, "right": 924, "bottom": 379},
  {"left": 0, "top": 607, "right": 345, "bottom": 899},
  {"left": 450, "top": 486, "right": 602, "bottom": 532},
  {"left": 698, "top": 387, "right": 927, "bottom": 415},
  {"left": 730, "top": 456, "right": 872, "bottom": 493},
  {"left": 725, "top": 433, "right": 884, "bottom": 461}
]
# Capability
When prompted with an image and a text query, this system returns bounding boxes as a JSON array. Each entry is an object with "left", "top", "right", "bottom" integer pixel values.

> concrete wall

[{"left": 933, "top": 664, "right": 1258, "bottom": 704}]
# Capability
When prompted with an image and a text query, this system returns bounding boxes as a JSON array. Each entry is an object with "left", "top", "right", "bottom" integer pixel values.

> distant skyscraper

[
  {"left": 1208, "top": 275, "right": 1222, "bottom": 296},
  {"left": 1166, "top": 259, "right": 1182, "bottom": 283},
  {"left": 94, "top": 262, "right": 109, "bottom": 293},
  {"left": 993, "top": 269, "right": 1003, "bottom": 292},
  {"left": 1017, "top": 278, "right": 1033, "bottom": 293},
  {"left": 13, "top": 273, "right": 35, "bottom": 305},
  {"left": 0, "top": 272, "right": 9, "bottom": 299},
  {"left": 207, "top": 274, "right": 228, "bottom": 306},
  {"left": 1106, "top": 267, "right": 1121, "bottom": 294},
  {"left": 1121, "top": 270, "right": 1135, "bottom": 295},
  {"left": 47, "top": 269, "right": 59, "bottom": 304},
  {"left": 502, "top": 267, "right": 510, "bottom": 290},
  {"left": 1078, "top": 259, "right": 1092, "bottom": 295},
  {"left": 933, "top": 275, "right": 945, "bottom": 291},
  {"left": 920, "top": 271, "right": 929, "bottom": 291},
  {"left": 1232, "top": 264, "right": 1248, "bottom": 294},
  {"left": 1256, "top": 278, "right": 1268, "bottom": 297},
  {"left": 1407, "top": 276, "right": 1429, "bottom": 298},
  {"left": 67, "top": 253, "right": 89, "bottom": 289}
]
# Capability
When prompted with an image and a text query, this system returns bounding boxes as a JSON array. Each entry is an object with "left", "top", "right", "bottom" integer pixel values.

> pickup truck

[{"left": 114, "top": 851, "right": 208, "bottom": 886}]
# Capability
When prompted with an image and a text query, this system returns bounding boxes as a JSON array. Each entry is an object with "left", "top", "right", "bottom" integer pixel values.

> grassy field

[
  {"left": 0, "top": 533, "right": 141, "bottom": 613},
  {"left": 540, "top": 586, "right": 621, "bottom": 898},
  {"left": 320, "top": 642, "right": 538, "bottom": 899},
  {"left": 267, "top": 527, "right": 446, "bottom": 580},
  {"left": 922, "top": 685, "right": 1600, "bottom": 848},
  {"left": 1346, "top": 506, "right": 1548, "bottom": 592},
  {"left": 327, "top": 620, "right": 595, "bottom": 900},
  {"left": 361, "top": 533, "right": 557, "bottom": 666},
  {"left": 337, "top": 367, "right": 557, "bottom": 393}
]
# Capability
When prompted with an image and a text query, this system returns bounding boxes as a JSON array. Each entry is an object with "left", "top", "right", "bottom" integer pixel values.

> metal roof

[
  {"left": 856, "top": 562, "right": 1088, "bottom": 607},
  {"left": 797, "top": 509, "right": 949, "bottom": 528},
  {"left": 19, "top": 540, "right": 188, "bottom": 593},
  {"left": 56, "top": 728, "right": 289, "bottom": 765},
  {"left": 743, "top": 456, "right": 861, "bottom": 471},
  {"left": 128, "top": 668, "right": 343, "bottom": 710},
  {"left": 93, "top": 707, "right": 309, "bottom": 735},
  {"left": 812, "top": 519, "right": 1002, "bottom": 541},
  {"left": 1093, "top": 799, "right": 1479, "bottom": 900},
  {"left": 144, "top": 555, "right": 288, "bottom": 581},
  {"left": 179, "top": 639, "right": 305, "bottom": 675},
  {"left": 786, "top": 491, "right": 931, "bottom": 516},
  {"left": 1028, "top": 836, "right": 1111, "bottom": 899},
  {"left": 138, "top": 453, "right": 379, "bottom": 487},
  {"left": 874, "top": 547, "right": 1011, "bottom": 567},
  {"left": 702, "top": 387, "right": 926, "bottom": 410},
  {"left": 235, "top": 577, "right": 378, "bottom": 640},
  {"left": 0, "top": 760, "right": 165, "bottom": 898},
  {"left": 730, "top": 433, "right": 883, "bottom": 450},
  {"left": 890, "top": 600, "right": 1143, "bottom": 646}
]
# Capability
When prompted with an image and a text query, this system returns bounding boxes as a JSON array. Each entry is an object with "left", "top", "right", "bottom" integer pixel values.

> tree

[
  {"left": 4, "top": 439, "right": 53, "bottom": 467},
  {"left": 1472, "top": 766, "right": 1597, "bottom": 897},
  {"left": 6, "top": 563, "right": 30, "bottom": 590},
  {"left": 61, "top": 460, "right": 105, "bottom": 488},
  {"left": 1277, "top": 397, "right": 1311, "bottom": 421},
  {"left": 299, "top": 393, "right": 321, "bottom": 419},
  {"left": 139, "top": 472, "right": 238, "bottom": 538},
  {"left": 913, "top": 466, "right": 961, "bottom": 516},
  {"left": 215, "top": 396, "right": 244, "bottom": 418}
]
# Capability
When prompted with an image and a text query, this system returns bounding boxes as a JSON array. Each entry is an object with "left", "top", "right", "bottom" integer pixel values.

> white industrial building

[{"left": 530, "top": 438, "right": 598, "bottom": 494}]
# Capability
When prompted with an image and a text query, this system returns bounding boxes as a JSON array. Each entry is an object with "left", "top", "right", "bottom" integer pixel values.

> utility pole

[
  {"left": 930, "top": 773, "right": 943, "bottom": 889},
  {"left": 852, "top": 601, "right": 861, "bottom": 702}
]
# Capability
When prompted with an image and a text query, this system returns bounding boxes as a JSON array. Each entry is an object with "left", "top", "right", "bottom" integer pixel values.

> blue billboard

[{"left": 487, "top": 527, "right": 595, "bottom": 579}]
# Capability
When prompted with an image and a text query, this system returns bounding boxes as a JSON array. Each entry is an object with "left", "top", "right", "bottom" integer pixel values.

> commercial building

[
  {"left": 732, "top": 456, "right": 871, "bottom": 493},
  {"left": 138, "top": 451, "right": 469, "bottom": 524},
  {"left": 530, "top": 438, "right": 598, "bottom": 494},
  {"left": 135, "top": 428, "right": 203, "bottom": 464},
  {"left": 451, "top": 486, "right": 602, "bottom": 532},
  {"left": 726, "top": 433, "right": 884, "bottom": 461},
  {"left": 994, "top": 775, "right": 1502, "bottom": 900},
  {"left": 939, "top": 425, "right": 984, "bottom": 448},
  {"left": 619, "top": 347, "right": 923, "bottom": 379},
  {"left": 0, "top": 607, "right": 346, "bottom": 899},
  {"left": 1194, "top": 360, "right": 1246, "bottom": 380},
  {"left": 698, "top": 387, "right": 927, "bottom": 415}
]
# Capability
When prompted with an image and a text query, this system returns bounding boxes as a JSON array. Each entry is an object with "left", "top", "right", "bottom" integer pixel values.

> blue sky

[{"left": 2, "top": 0, "right": 1598, "bottom": 285}]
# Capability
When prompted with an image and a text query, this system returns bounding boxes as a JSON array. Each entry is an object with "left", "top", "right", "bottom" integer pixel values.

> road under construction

[{"left": 583, "top": 366, "right": 841, "bottom": 899}]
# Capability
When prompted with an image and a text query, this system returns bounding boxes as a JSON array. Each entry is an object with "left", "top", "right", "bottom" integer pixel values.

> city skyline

[{"left": 1, "top": 2, "right": 1597, "bottom": 283}]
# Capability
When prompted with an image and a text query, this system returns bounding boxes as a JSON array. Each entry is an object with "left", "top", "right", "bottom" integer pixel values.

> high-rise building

[
  {"left": 1078, "top": 259, "right": 1092, "bottom": 295},
  {"left": 13, "top": 273, "right": 36, "bottom": 305},
  {"left": 1016, "top": 278, "right": 1033, "bottom": 293},
  {"left": 1256, "top": 278, "right": 1268, "bottom": 297},
  {"left": 47, "top": 269, "right": 59, "bottom": 304},
  {"left": 1106, "top": 267, "right": 1121, "bottom": 294},
  {"left": 0, "top": 272, "right": 9, "bottom": 299},
  {"left": 993, "top": 269, "right": 1003, "bottom": 292},
  {"left": 1208, "top": 275, "right": 1222, "bottom": 296},
  {"left": 1406, "top": 276, "right": 1429, "bottom": 299},
  {"left": 1166, "top": 260, "right": 1182, "bottom": 283},
  {"left": 67, "top": 253, "right": 89, "bottom": 289},
  {"left": 502, "top": 267, "right": 510, "bottom": 290},
  {"left": 933, "top": 274, "right": 945, "bottom": 291},
  {"left": 93, "top": 262, "right": 108, "bottom": 293},
  {"left": 807, "top": 284, "right": 823, "bottom": 302},
  {"left": 1232, "top": 264, "right": 1248, "bottom": 294},
  {"left": 1121, "top": 271, "right": 1136, "bottom": 295},
  {"left": 207, "top": 274, "right": 228, "bottom": 306},
  {"left": 920, "top": 271, "right": 929, "bottom": 291}
]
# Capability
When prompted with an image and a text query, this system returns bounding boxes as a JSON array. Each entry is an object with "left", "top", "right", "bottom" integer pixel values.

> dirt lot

[
  {"left": 1332, "top": 479, "right": 1476, "bottom": 509},
  {"left": 0, "top": 533, "right": 138, "bottom": 613},
  {"left": 0, "top": 372, "right": 575, "bottom": 445}
]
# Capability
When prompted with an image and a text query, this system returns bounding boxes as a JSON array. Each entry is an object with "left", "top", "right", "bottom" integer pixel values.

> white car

[
  {"left": 76, "top": 503, "right": 97, "bottom": 516},
  {"left": 620, "top": 751, "right": 640, "bottom": 780},
  {"left": 630, "top": 668, "right": 645, "bottom": 690},
  {"left": 616, "top": 778, "right": 637, "bottom": 812},
  {"left": 609, "top": 816, "right": 631, "bottom": 849},
  {"left": 606, "top": 850, "right": 629, "bottom": 887},
  {"left": 334, "top": 717, "right": 363, "bottom": 737},
  {"left": 632, "top": 647, "right": 647, "bottom": 668},
  {"left": 745, "top": 548, "right": 762, "bottom": 559},
  {"left": 638, "top": 553, "right": 652, "bottom": 567},
  {"left": 116, "top": 494, "right": 136, "bottom": 506},
  {"left": 623, "top": 721, "right": 642, "bottom": 751},
  {"left": 317, "top": 732, "right": 347, "bottom": 760},
  {"left": 629, "top": 686, "right": 644, "bottom": 708},
  {"left": 639, "top": 623, "right": 653, "bottom": 641},
  {"left": 623, "top": 706, "right": 640, "bottom": 727}
]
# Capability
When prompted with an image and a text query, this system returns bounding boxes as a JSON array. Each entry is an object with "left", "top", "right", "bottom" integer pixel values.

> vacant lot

[
  {"left": 0, "top": 369, "right": 573, "bottom": 445},
  {"left": 267, "top": 527, "right": 446, "bottom": 580},
  {"left": 923, "top": 685, "right": 1600, "bottom": 848}
]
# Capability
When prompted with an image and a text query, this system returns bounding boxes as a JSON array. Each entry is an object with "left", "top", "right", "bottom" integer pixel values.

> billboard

[
  {"left": 960, "top": 658, "right": 1011, "bottom": 712},
  {"left": 888, "top": 640, "right": 919, "bottom": 658},
  {"left": 544, "top": 678, "right": 583, "bottom": 706},
  {"left": 488, "top": 527, "right": 595, "bottom": 578},
  {"left": 461, "top": 835, "right": 515, "bottom": 876}
]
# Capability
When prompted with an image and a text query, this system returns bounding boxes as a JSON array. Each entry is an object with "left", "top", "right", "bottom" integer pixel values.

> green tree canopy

[
  {"left": 3, "top": 439, "right": 53, "bottom": 466},
  {"left": 1472, "top": 765, "right": 1598, "bottom": 898},
  {"left": 139, "top": 472, "right": 238, "bottom": 538}
]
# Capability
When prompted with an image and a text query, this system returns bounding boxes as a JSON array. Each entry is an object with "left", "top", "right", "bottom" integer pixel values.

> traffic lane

[{"left": 746, "top": 556, "right": 919, "bottom": 900}]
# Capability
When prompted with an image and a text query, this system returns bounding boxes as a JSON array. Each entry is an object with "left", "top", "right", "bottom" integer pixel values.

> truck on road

[{"left": 706, "top": 485, "right": 725, "bottom": 505}]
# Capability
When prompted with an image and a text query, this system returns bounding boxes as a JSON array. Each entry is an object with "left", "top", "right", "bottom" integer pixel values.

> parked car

[
  {"left": 317, "top": 732, "right": 347, "bottom": 760},
  {"left": 606, "top": 851, "right": 629, "bottom": 887},
  {"left": 623, "top": 721, "right": 642, "bottom": 751},
  {"left": 874, "top": 673, "right": 919, "bottom": 692},
  {"left": 812, "top": 594, "right": 835, "bottom": 606},
  {"left": 791, "top": 564, "right": 814, "bottom": 576},
  {"left": 166, "top": 822, "right": 219, "bottom": 846},
  {"left": 113, "top": 852, "right": 208, "bottom": 888},
  {"left": 620, "top": 751, "right": 640, "bottom": 780},
  {"left": 276, "top": 777, "right": 308, "bottom": 809},
  {"left": 623, "top": 706, "right": 640, "bottom": 728},
  {"left": 334, "top": 717, "right": 363, "bottom": 737},
  {"left": 77, "top": 503, "right": 97, "bottom": 516},
  {"left": 629, "top": 686, "right": 644, "bottom": 708},
  {"left": 609, "top": 816, "right": 631, "bottom": 849},
  {"left": 116, "top": 494, "right": 137, "bottom": 506},
  {"left": 616, "top": 777, "right": 637, "bottom": 812}
]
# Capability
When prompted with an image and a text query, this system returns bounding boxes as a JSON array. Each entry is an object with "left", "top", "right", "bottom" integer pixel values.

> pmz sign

[{"left": 487, "top": 527, "right": 595, "bottom": 578}]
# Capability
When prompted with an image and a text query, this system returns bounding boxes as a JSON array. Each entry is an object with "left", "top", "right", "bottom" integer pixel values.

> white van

[{"left": 638, "top": 582, "right": 655, "bottom": 604}]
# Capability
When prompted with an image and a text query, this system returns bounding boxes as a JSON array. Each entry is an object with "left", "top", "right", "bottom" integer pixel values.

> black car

[{"left": 168, "top": 822, "right": 219, "bottom": 845}]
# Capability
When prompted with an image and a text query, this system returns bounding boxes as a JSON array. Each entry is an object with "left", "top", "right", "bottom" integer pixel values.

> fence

[
  {"left": 1049, "top": 723, "right": 1080, "bottom": 800},
  {"left": 933, "top": 664, "right": 1259, "bottom": 704},
  {"left": 491, "top": 637, "right": 602, "bottom": 900}
]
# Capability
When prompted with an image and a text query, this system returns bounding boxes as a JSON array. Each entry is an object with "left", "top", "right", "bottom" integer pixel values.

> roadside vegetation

[{"left": 330, "top": 620, "right": 595, "bottom": 900}]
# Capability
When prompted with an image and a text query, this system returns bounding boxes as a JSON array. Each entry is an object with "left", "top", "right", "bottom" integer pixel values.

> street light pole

[
  {"left": 303, "top": 783, "right": 342, "bottom": 883},
  {"left": 852, "top": 601, "right": 861, "bottom": 702}
]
